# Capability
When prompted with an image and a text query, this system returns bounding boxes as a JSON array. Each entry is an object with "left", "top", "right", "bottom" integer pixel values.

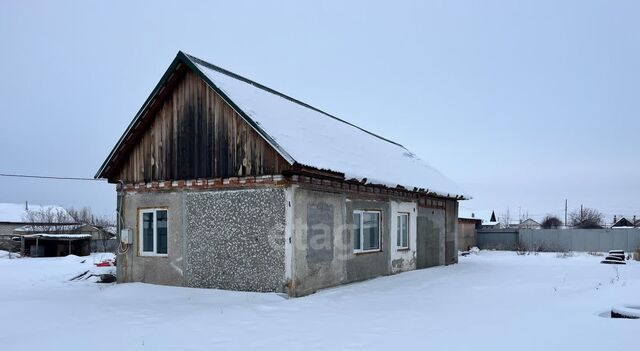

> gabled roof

[
  {"left": 96, "top": 51, "right": 467, "bottom": 199},
  {"left": 612, "top": 217, "right": 634, "bottom": 227},
  {"left": 521, "top": 218, "right": 540, "bottom": 225}
]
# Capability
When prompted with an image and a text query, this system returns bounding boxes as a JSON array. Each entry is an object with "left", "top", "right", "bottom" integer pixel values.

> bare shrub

[
  {"left": 541, "top": 215, "right": 563, "bottom": 229},
  {"left": 23, "top": 207, "right": 75, "bottom": 232},
  {"left": 569, "top": 207, "right": 604, "bottom": 229},
  {"left": 516, "top": 244, "right": 528, "bottom": 256}
]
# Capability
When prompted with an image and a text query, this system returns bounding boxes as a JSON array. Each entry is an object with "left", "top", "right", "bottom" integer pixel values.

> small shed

[{"left": 21, "top": 234, "right": 91, "bottom": 257}]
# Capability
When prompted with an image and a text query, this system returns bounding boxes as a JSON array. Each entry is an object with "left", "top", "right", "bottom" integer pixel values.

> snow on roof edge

[{"left": 183, "top": 53, "right": 470, "bottom": 199}]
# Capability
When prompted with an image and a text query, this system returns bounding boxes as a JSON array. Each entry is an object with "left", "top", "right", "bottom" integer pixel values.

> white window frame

[
  {"left": 397, "top": 212, "right": 410, "bottom": 250},
  {"left": 353, "top": 210, "right": 382, "bottom": 253},
  {"left": 139, "top": 208, "right": 168, "bottom": 257}
]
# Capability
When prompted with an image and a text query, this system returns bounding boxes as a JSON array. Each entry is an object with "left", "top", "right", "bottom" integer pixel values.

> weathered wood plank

[{"left": 113, "top": 70, "right": 289, "bottom": 182}]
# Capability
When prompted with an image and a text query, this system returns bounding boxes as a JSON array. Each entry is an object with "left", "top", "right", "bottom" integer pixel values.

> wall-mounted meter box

[{"left": 120, "top": 228, "right": 132, "bottom": 244}]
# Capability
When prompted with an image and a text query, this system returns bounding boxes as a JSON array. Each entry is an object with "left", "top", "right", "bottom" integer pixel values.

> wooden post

[
  {"left": 68, "top": 240, "right": 71, "bottom": 256},
  {"left": 35, "top": 238, "right": 39, "bottom": 257}
]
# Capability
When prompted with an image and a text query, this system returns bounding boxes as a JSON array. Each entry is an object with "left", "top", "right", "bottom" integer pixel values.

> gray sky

[{"left": 1, "top": 0, "right": 638, "bottom": 223}]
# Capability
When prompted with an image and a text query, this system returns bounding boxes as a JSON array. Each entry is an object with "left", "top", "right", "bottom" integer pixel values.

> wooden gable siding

[{"left": 113, "top": 70, "right": 289, "bottom": 183}]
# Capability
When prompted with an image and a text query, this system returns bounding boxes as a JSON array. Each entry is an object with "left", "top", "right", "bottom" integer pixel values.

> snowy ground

[{"left": 0, "top": 251, "right": 637, "bottom": 351}]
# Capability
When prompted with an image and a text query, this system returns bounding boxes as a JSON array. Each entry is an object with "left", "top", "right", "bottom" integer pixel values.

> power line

[{"left": 0, "top": 173, "right": 104, "bottom": 181}]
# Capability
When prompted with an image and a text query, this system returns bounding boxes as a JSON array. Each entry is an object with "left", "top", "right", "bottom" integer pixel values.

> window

[
  {"left": 353, "top": 210, "right": 381, "bottom": 252},
  {"left": 139, "top": 209, "right": 168, "bottom": 256},
  {"left": 397, "top": 213, "right": 409, "bottom": 249}
]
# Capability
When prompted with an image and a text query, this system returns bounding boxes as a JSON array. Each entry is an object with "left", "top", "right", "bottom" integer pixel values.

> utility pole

[{"left": 564, "top": 199, "right": 567, "bottom": 228}]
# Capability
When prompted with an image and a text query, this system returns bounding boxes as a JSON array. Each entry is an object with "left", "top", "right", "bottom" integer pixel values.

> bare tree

[
  {"left": 66, "top": 207, "right": 116, "bottom": 252},
  {"left": 23, "top": 206, "right": 75, "bottom": 232},
  {"left": 569, "top": 207, "right": 604, "bottom": 229},
  {"left": 67, "top": 206, "right": 114, "bottom": 228},
  {"left": 541, "top": 215, "right": 563, "bottom": 229},
  {"left": 499, "top": 209, "right": 512, "bottom": 229}
]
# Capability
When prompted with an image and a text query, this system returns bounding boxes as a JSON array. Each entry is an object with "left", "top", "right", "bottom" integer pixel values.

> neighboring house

[
  {"left": 0, "top": 203, "right": 116, "bottom": 255},
  {"left": 0, "top": 202, "right": 79, "bottom": 254},
  {"left": 519, "top": 218, "right": 541, "bottom": 229},
  {"left": 0, "top": 202, "right": 73, "bottom": 239},
  {"left": 480, "top": 221, "right": 500, "bottom": 229},
  {"left": 457, "top": 217, "right": 481, "bottom": 251},
  {"left": 611, "top": 216, "right": 635, "bottom": 229},
  {"left": 95, "top": 51, "right": 467, "bottom": 297},
  {"left": 480, "top": 210, "right": 500, "bottom": 229}
]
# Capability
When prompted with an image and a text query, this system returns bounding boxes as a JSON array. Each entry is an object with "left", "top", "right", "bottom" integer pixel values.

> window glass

[
  {"left": 402, "top": 214, "right": 408, "bottom": 247},
  {"left": 142, "top": 212, "right": 154, "bottom": 252},
  {"left": 397, "top": 213, "right": 409, "bottom": 248},
  {"left": 353, "top": 212, "right": 362, "bottom": 250},
  {"left": 397, "top": 216, "right": 402, "bottom": 246},
  {"left": 156, "top": 210, "right": 168, "bottom": 254},
  {"left": 362, "top": 212, "right": 380, "bottom": 250}
]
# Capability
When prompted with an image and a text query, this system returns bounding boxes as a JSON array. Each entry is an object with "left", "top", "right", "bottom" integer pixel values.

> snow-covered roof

[
  {"left": 521, "top": 218, "right": 540, "bottom": 225},
  {"left": 0, "top": 203, "right": 69, "bottom": 223},
  {"left": 22, "top": 233, "right": 92, "bottom": 239},
  {"left": 185, "top": 54, "right": 467, "bottom": 198},
  {"left": 481, "top": 221, "right": 500, "bottom": 226},
  {"left": 14, "top": 224, "right": 83, "bottom": 232},
  {"left": 458, "top": 208, "right": 494, "bottom": 222}
]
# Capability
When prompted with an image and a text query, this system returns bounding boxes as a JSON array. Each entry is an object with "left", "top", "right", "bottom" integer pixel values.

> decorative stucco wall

[
  {"left": 117, "top": 185, "right": 456, "bottom": 297},
  {"left": 184, "top": 188, "right": 287, "bottom": 292}
]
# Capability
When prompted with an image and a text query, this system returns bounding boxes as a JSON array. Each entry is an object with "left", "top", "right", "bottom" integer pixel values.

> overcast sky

[{"left": 1, "top": 0, "right": 638, "bottom": 222}]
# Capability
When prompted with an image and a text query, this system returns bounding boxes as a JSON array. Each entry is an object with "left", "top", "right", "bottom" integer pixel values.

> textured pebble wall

[{"left": 184, "top": 188, "right": 286, "bottom": 292}]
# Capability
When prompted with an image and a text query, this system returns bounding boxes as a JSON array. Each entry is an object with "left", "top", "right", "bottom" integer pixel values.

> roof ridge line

[{"left": 182, "top": 52, "right": 406, "bottom": 149}]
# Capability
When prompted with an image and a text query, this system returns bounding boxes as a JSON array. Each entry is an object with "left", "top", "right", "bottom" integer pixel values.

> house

[
  {"left": 95, "top": 51, "right": 467, "bottom": 297},
  {"left": 479, "top": 210, "right": 500, "bottom": 229},
  {"left": 611, "top": 216, "right": 635, "bottom": 228},
  {"left": 0, "top": 202, "right": 77, "bottom": 252},
  {"left": 519, "top": 218, "right": 541, "bottom": 229},
  {"left": 0, "top": 202, "right": 70, "bottom": 238},
  {"left": 0, "top": 203, "right": 116, "bottom": 255}
]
